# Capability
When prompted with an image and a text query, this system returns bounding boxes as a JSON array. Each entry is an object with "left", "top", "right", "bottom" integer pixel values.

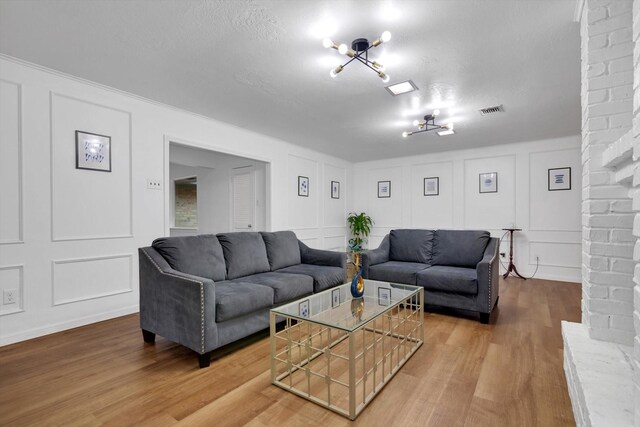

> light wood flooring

[{"left": 0, "top": 277, "right": 580, "bottom": 426}]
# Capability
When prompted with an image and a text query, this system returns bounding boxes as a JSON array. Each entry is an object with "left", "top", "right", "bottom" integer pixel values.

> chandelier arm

[
  {"left": 339, "top": 56, "right": 360, "bottom": 69},
  {"left": 353, "top": 56, "right": 381, "bottom": 73}
]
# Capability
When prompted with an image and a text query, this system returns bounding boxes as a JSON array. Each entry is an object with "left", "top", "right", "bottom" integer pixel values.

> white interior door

[{"left": 232, "top": 167, "right": 255, "bottom": 231}]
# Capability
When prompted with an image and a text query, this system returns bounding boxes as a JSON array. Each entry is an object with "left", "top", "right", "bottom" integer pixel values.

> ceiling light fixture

[
  {"left": 385, "top": 80, "right": 418, "bottom": 96},
  {"left": 402, "top": 111, "right": 454, "bottom": 137},
  {"left": 323, "top": 31, "right": 391, "bottom": 82}
]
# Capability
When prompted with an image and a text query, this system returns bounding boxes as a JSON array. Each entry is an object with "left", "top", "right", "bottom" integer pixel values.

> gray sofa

[
  {"left": 138, "top": 230, "right": 346, "bottom": 368},
  {"left": 362, "top": 229, "right": 499, "bottom": 323}
]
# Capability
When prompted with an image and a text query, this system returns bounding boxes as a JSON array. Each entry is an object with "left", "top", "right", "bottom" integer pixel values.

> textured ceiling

[{"left": 0, "top": 0, "right": 580, "bottom": 161}]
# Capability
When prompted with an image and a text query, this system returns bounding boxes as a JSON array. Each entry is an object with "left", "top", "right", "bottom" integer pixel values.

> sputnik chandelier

[
  {"left": 322, "top": 31, "right": 392, "bottom": 82},
  {"left": 402, "top": 110, "right": 454, "bottom": 137}
]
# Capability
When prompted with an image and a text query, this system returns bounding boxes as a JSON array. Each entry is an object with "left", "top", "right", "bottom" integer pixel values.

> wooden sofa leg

[
  {"left": 198, "top": 352, "right": 212, "bottom": 368},
  {"left": 142, "top": 329, "right": 156, "bottom": 343},
  {"left": 479, "top": 313, "right": 490, "bottom": 324}
]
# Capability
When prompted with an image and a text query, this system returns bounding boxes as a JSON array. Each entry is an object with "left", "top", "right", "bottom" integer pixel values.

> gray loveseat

[
  {"left": 139, "top": 230, "right": 346, "bottom": 368},
  {"left": 362, "top": 229, "right": 499, "bottom": 323}
]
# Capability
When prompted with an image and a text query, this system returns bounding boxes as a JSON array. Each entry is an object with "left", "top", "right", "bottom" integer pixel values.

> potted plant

[
  {"left": 347, "top": 212, "right": 373, "bottom": 253},
  {"left": 347, "top": 212, "right": 373, "bottom": 298}
]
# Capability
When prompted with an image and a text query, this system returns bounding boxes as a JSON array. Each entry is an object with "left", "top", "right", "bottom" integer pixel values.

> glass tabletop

[{"left": 271, "top": 279, "right": 421, "bottom": 332}]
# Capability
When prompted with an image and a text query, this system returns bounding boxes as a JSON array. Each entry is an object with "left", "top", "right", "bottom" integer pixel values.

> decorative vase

[{"left": 350, "top": 253, "right": 365, "bottom": 298}]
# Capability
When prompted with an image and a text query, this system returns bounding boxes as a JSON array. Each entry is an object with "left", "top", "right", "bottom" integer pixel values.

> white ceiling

[{"left": 0, "top": 0, "right": 580, "bottom": 162}]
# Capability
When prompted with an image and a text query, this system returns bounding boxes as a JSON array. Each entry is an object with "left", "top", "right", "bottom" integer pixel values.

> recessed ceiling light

[{"left": 385, "top": 80, "right": 418, "bottom": 96}]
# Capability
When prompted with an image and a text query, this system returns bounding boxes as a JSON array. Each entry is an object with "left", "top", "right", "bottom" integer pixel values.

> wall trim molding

[
  {"left": 0, "top": 79, "right": 24, "bottom": 245},
  {"left": 409, "top": 160, "right": 455, "bottom": 228},
  {"left": 528, "top": 148, "right": 581, "bottom": 232},
  {"left": 288, "top": 153, "right": 320, "bottom": 229},
  {"left": 51, "top": 253, "right": 133, "bottom": 306},
  {"left": 49, "top": 91, "right": 134, "bottom": 241},
  {"left": 0, "top": 264, "right": 24, "bottom": 316},
  {"left": 528, "top": 240, "right": 581, "bottom": 268},
  {"left": 462, "top": 154, "right": 517, "bottom": 230}
]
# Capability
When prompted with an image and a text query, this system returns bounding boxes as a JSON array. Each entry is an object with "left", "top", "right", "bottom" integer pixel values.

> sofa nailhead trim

[
  {"left": 488, "top": 249, "right": 498, "bottom": 312},
  {"left": 142, "top": 249, "right": 206, "bottom": 354}
]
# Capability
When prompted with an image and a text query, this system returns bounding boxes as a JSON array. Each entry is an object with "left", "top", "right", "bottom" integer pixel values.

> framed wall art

[
  {"left": 75, "top": 130, "right": 111, "bottom": 172},
  {"left": 423, "top": 177, "right": 439, "bottom": 196},
  {"left": 378, "top": 180, "right": 391, "bottom": 198},
  {"left": 298, "top": 176, "right": 309, "bottom": 197},
  {"left": 548, "top": 167, "right": 571, "bottom": 191},
  {"left": 331, "top": 181, "right": 340, "bottom": 199},
  {"left": 479, "top": 172, "right": 498, "bottom": 193}
]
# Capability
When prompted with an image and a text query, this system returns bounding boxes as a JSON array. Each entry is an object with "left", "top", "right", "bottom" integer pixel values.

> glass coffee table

[{"left": 270, "top": 279, "right": 424, "bottom": 420}]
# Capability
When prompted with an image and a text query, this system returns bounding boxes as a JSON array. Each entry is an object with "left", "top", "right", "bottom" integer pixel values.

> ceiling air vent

[{"left": 479, "top": 105, "right": 504, "bottom": 116}]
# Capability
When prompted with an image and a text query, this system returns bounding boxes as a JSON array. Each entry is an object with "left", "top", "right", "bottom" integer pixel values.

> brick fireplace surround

[{"left": 564, "top": 0, "right": 640, "bottom": 425}]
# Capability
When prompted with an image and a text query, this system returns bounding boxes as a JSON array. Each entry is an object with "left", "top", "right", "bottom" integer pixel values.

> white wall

[
  {"left": 0, "top": 56, "right": 350, "bottom": 345},
  {"left": 353, "top": 135, "right": 582, "bottom": 283}
]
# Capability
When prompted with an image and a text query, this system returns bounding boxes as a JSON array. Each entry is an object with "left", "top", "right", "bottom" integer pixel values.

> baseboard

[{"left": 0, "top": 305, "right": 139, "bottom": 347}]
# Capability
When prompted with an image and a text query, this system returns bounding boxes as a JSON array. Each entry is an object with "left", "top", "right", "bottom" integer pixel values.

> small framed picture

[
  {"left": 378, "top": 287, "right": 391, "bottom": 306},
  {"left": 378, "top": 180, "right": 391, "bottom": 198},
  {"left": 548, "top": 167, "right": 571, "bottom": 191},
  {"left": 298, "top": 176, "right": 309, "bottom": 197},
  {"left": 423, "top": 177, "right": 439, "bottom": 196},
  {"left": 299, "top": 299, "right": 310, "bottom": 318},
  {"left": 479, "top": 172, "right": 498, "bottom": 193},
  {"left": 331, "top": 288, "right": 340, "bottom": 308},
  {"left": 331, "top": 181, "right": 340, "bottom": 199},
  {"left": 75, "top": 130, "right": 111, "bottom": 172}
]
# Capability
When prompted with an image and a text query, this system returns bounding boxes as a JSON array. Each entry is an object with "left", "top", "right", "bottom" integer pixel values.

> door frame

[{"left": 163, "top": 135, "right": 272, "bottom": 236}]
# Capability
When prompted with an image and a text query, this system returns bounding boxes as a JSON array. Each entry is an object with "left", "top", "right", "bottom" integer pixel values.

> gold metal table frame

[{"left": 270, "top": 281, "right": 424, "bottom": 420}]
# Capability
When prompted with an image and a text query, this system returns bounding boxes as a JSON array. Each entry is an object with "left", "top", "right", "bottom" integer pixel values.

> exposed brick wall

[
  {"left": 581, "top": 0, "right": 635, "bottom": 346},
  {"left": 175, "top": 183, "right": 197, "bottom": 227},
  {"left": 632, "top": 0, "right": 640, "bottom": 424}
]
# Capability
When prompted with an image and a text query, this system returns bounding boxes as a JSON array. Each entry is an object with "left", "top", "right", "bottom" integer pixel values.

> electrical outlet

[
  {"left": 147, "top": 179, "right": 162, "bottom": 190},
  {"left": 3, "top": 289, "right": 17, "bottom": 305}
]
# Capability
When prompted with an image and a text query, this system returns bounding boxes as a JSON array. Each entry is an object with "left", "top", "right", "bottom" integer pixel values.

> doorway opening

[{"left": 167, "top": 141, "right": 270, "bottom": 237}]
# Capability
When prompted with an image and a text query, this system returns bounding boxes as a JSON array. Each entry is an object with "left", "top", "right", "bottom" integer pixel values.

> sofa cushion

[
  {"left": 236, "top": 272, "right": 313, "bottom": 304},
  {"left": 389, "top": 229, "right": 434, "bottom": 264},
  {"left": 217, "top": 232, "right": 271, "bottom": 280},
  {"left": 367, "top": 261, "right": 430, "bottom": 285},
  {"left": 432, "top": 230, "right": 490, "bottom": 268},
  {"left": 214, "top": 281, "right": 274, "bottom": 322},
  {"left": 417, "top": 266, "right": 478, "bottom": 295},
  {"left": 260, "top": 231, "right": 301, "bottom": 271},
  {"left": 277, "top": 264, "right": 345, "bottom": 293},
  {"left": 152, "top": 234, "right": 226, "bottom": 281}
]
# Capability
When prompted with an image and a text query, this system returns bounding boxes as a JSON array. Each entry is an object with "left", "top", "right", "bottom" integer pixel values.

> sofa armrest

[
  {"left": 298, "top": 241, "right": 347, "bottom": 269},
  {"left": 361, "top": 235, "right": 390, "bottom": 278},
  {"left": 139, "top": 247, "right": 217, "bottom": 354},
  {"left": 476, "top": 237, "right": 500, "bottom": 314}
]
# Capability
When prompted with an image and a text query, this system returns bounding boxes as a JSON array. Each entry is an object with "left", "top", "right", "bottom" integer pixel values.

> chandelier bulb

[
  {"left": 381, "top": 31, "right": 391, "bottom": 43},
  {"left": 381, "top": 73, "right": 390, "bottom": 83},
  {"left": 338, "top": 43, "right": 348, "bottom": 55},
  {"left": 433, "top": 109, "right": 440, "bottom": 116},
  {"left": 402, "top": 131, "right": 409, "bottom": 138},
  {"left": 412, "top": 119, "right": 419, "bottom": 127},
  {"left": 322, "top": 38, "right": 334, "bottom": 49},
  {"left": 330, "top": 65, "right": 344, "bottom": 78}
]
